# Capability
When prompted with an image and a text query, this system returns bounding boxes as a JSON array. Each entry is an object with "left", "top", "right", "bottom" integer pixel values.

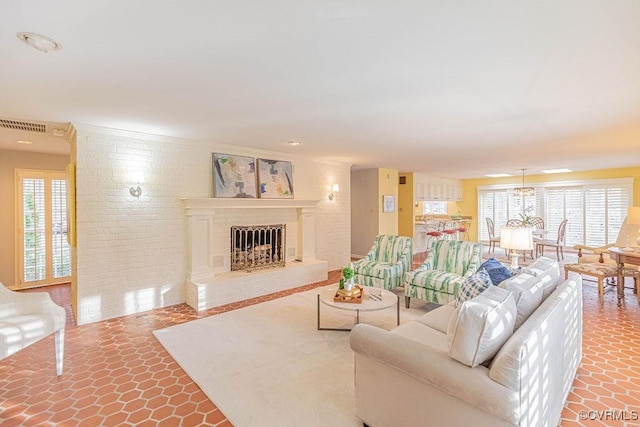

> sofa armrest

[{"left": 350, "top": 324, "right": 519, "bottom": 424}]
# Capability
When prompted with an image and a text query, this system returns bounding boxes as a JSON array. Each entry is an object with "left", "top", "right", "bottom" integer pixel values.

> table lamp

[
  {"left": 627, "top": 207, "right": 640, "bottom": 250},
  {"left": 500, "top": 227, "right": 534, "bottom": 269}
]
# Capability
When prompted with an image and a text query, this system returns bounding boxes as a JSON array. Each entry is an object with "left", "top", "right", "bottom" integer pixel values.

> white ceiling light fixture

[
  {"left": 541, "top": 168, "right": 572, "bottom": 174},
  {"left": 16, "top": 32, "right": 62, "bottom": 53},
  {"left": 486, "top": 173, "right": 513, "bottom": 178},
  {"left": 514, "top": 168, "right": 535, "bottom": 197},
  {"left": 287, "top": 140, "right": 302, "bottom": 146}
]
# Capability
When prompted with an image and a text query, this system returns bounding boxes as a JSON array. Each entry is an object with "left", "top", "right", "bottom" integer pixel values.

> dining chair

[
  {"left": 528, "top": 216, "right": 545, "bottom": 259},
  {"left": 505, "top": 218, "right": 524, "bottom": 227},
  {"left": 485, "top": 218, "right": 501, "bottom": 254},
  {"left": 529, "top": 216, "right": 545, "bottom": 230},
  {"left": 536, "top": 219, "right": 568, "bottom": 260}
]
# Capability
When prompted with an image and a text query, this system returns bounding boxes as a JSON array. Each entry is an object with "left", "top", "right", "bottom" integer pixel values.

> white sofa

[{"left": 350, "top": 257, "right": 582, "bottom": 427}]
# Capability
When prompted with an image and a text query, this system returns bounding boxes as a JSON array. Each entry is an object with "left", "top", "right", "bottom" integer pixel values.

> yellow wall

[
  {"left": 378, "top": 168, "right": 399, "bottom": 235},
  {"left": 458, "top": 166, "right": 640, "bottom": 242},
  {"left": 398, "top": 173, "right": 414, "bottom": 237}
]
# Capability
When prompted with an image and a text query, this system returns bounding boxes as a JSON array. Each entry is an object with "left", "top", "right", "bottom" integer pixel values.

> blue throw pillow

[
  {"left": 455, "top": 268, "right": 492, "bottom": 307},
  {"left": 477, "top": 257, "right": 513, "bottom": 285}
]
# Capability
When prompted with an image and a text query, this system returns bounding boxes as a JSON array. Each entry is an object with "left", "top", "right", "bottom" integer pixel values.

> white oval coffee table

[{"left": 317, "top": 286, "right": 399, "bottom": 331}]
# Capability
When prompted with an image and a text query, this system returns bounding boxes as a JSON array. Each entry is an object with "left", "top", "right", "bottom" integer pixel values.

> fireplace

[
  {"left": 183, "top": 198, "right": 327, "bottom": 311},
  {"left": 231, "top": 224, "right": 285, "bottom": 272}
]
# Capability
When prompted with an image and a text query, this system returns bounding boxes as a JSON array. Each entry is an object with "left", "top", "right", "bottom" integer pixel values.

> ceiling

[{"left": 1, "top": 0, "right": 639, "bottom": 179}]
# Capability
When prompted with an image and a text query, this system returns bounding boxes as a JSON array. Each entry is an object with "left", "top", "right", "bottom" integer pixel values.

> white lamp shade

[
  {"left": 627, "top": 207, "right": 640, "bottom": 225},
  {"left": 500, "top": 227, "right": 534, "bottom": 251}
]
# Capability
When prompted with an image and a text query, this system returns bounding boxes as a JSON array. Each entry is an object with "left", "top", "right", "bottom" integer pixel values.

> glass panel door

[
  {"left": 16, "top": 170, "right": 71, "bottom": 288},
  {"left": 22, "top": 177, "right": 46, "bottom": 283}
]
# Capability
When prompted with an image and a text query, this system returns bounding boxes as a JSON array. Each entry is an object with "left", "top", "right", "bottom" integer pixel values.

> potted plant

[
  {"left": 339, "top": 265, "right": 355, "bottom": 291},
  {"left": 518, "top": 206, "right": 535, "bottom": 226},
  {"left": 518, "top": 212, "right": 532, "bottom": 226}
]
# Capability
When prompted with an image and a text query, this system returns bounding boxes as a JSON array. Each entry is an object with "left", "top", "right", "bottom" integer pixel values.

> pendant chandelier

[{"left": 514, "top": 169, "right": 535, "bottom": 197}]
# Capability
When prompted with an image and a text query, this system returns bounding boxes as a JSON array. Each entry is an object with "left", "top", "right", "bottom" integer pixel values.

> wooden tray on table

[{"left": 334, "top": 285, "right": 363, "bottom": 303}]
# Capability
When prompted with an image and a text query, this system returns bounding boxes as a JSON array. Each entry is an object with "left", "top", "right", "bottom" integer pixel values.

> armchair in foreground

[
  {"left": 404, "top": 240, "right": 483, "bottom": 306},
  {"left": 0, "top": 282, "right": 66, "bottom": 375},
  {"left": 352, "top": 235, "right": 414, "bottom": 290}
]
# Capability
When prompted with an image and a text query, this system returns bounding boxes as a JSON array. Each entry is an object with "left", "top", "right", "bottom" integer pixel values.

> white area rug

[{"left": 153, "top": 285, "right": 437, "bottom": 427}]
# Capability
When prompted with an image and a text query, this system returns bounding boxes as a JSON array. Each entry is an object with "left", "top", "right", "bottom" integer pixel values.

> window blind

[{"left": 478, "top": 178, "right": 632, "bottom": 247}]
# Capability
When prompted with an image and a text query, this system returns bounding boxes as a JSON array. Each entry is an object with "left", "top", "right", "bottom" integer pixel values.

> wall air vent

[{"left": 0, "top": 119, "right": 47, "bottom": 133}]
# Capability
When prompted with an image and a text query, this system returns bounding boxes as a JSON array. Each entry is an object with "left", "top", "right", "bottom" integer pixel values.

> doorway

[{"left": 15, "top": 169, "right": 71, "bottom": 288}]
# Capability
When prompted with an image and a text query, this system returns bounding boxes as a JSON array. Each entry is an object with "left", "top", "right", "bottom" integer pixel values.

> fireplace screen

[{"left": 231, "top": 224, "right": 286, "bottom": 272}]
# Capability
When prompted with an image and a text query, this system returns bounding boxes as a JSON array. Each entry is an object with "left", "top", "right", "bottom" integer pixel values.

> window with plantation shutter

[
  {"left": 478, "top": 189, "right": 543, "bottom": 240},
  {"left": 16, "top": 170, "right": 71, "bottom": 288},
  {"left": 545, "top": 187, "right": 584, "bottom": 246},
  {"left": 478, "top": 178, "right": 633, "bottom": 247}
]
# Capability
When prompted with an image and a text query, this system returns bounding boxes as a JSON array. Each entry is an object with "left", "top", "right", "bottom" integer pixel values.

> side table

[
  {"left": 317, "top": 286, "right": 399, "bottom": 331},
  {"left": 608, "top": 247, "right": 640, "bottom": 307}
]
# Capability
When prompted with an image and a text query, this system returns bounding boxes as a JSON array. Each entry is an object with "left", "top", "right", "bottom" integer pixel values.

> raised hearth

[{"left": 182, "top": 198, "right": 328, "bottom": 311}]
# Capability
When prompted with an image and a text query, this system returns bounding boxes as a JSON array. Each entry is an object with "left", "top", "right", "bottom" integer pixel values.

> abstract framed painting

[
  {"left": 256, "top": 159, "right": 294, "bottom": 199},
  {"left": 212, "top": 153, "right": 257, "bottom": 198}
]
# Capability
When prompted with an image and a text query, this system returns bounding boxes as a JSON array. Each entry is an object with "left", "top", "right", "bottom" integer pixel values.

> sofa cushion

[
  {"left": 477, "top": 257, "right": 513, "bottom": 285},
  {"left": 523, "top": 256, "right": 560, "bottom": 300},
  {"left": 498, "top": 273, "right": 544, "bottom": 329},
  {"left": 391, "top": 321, "right": 449, "bottom": 353},
  {"left": 416, "top": 304, "right": 456, "bottom": 334},
  {"left": 455, "top": 268, "right": 492, "bottom": 307},
  {"left": 447, "top": 286, "right": 517, "bottom": 368},
  {"left": 404, "top": 270, "right": 465, "bottom": 295}
]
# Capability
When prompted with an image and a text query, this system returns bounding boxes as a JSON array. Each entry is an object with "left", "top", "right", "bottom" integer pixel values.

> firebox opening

[{"left": 231, "top": 224, "right": 286, "bottom": 272}]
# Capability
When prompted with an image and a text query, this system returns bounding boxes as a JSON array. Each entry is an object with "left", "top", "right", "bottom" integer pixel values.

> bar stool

[
  {"left": 456, "top": 225, "right": 469, "bottom": 240},
  {"left": 423, "top": 220, "right": 444, "bottom": 250},
  {"left": 442, "top": 221, "right": 458, "bottom": 240}
]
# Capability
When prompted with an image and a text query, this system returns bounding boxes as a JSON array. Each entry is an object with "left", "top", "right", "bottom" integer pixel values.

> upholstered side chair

[
  {"left": 404, "top": 240, "right": 483, "bottom": 306},
  {"left": 352, "top": 235, "right": 414, "bottom": 290},
  {"left": 0, "top": 283, "right": 66, "bottom": 375},
  {"left": 574, "top": 217, "right": 640, "bottom": 264}
]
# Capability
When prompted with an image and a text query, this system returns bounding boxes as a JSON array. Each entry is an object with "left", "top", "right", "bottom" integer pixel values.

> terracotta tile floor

[{"left": 1, "top": 258, "right": 639, "bottom": 426}]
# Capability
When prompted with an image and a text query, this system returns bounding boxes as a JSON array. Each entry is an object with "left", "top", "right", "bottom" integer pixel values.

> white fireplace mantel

[
  {"left": 182, "top": 198, "right": 320, "bottom": 211},
  {"left": 181, "top": 197, "right": 327, "bottom": 311},
  {"left": 182, "top": 197, "right": 320, "bottom": 280}
]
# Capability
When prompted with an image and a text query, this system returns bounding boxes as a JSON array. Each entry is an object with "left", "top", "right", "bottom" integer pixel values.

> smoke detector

[{"left": 16, "top": 32, "right": 62, "bottom": 53}]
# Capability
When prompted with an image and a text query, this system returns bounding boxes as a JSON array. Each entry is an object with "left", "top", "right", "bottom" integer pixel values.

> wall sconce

[
  {"left": 328, "top": 184, "right": 340, "bottom": 201},
  {"left": 129, "top": 171, "right": 144, "bottom": 199}
]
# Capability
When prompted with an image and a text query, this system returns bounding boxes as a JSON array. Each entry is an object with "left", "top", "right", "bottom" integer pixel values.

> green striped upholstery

[
  {"left": 404, "top": 240, "right": 483, "bottom": 305},
  {"left": 352, "top": 235, "right": 414, "bottom": 290}
]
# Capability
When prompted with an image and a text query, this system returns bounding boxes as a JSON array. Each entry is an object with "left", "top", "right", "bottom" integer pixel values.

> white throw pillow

[
  {"left": 523, "top": 257, "right": 560, "bottom": 300},
  {"left": 447, "top": 286, "right": 517, "bottom": 368},
  {"left": 498, "top": 273, "right": 544, "bottom": 330}
]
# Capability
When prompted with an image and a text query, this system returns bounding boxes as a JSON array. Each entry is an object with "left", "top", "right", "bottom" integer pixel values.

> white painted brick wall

[{"left": 74, "top": 125, "right": 351, "bottom": 324}]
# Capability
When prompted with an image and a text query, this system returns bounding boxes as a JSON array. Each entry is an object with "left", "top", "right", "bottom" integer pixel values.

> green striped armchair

[
  {"left": 404, "top": 240, "right": 483, "bottom": 307},
  {"left": 352, "top": 235, "right": 414, "bottom": 290}
]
